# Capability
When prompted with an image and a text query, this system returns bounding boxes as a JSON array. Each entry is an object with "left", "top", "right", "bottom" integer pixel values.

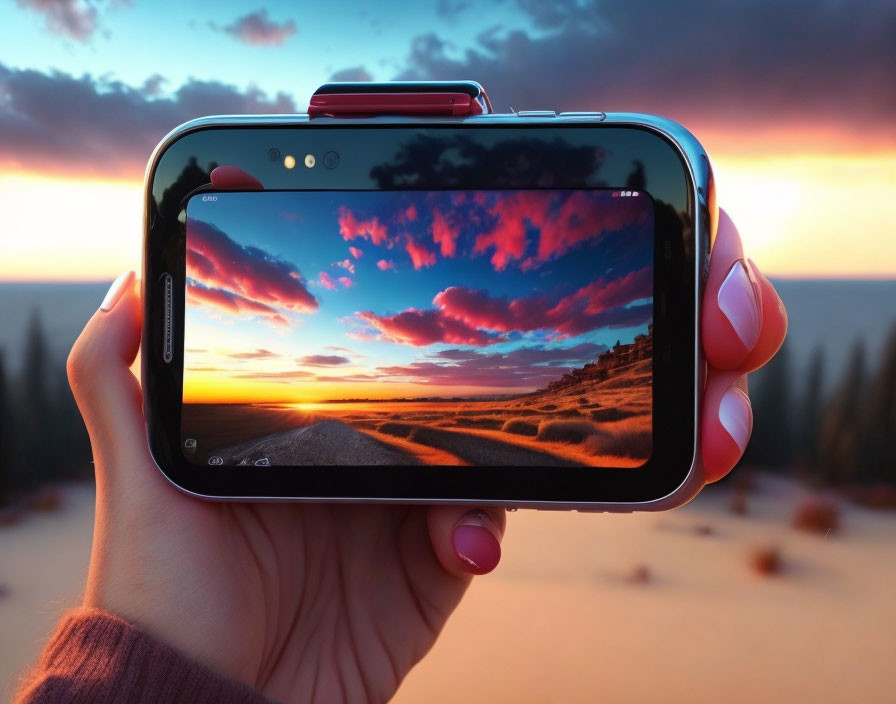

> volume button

[
  {"left": 162, "top": 273, "right": 174, "bottom": 363},
  {"left": 517, "top": 110, "right": 556, "bottom": 118}
]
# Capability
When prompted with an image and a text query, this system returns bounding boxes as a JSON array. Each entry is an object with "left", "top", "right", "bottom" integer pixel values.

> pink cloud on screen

[
  {"left": 185, "top": 218, "right": 317, "bottom": 314},
  {"left": 356, "top": 309, "right": 495, "bottom": 347},
  {"left": 431, "top": 209, "right": 460, "bottom": 257},
  {"left": 349, "top": 246, "right": 363, "bottom": 259},
  {"left": 186, "top": 284, "right": 289, "bottom": 328},
  {"left": 335, "top": 258, "right": 356, "bottom": 274},
  {"left": 405, "top": 204, "right": 418, "bottom": 222},
  {"left": 338, "top": 206, "right": 390, "bottom": 246},
  {"left": 377, "top": 259, "right": 396, "bottom": 271},
  {"left": 536, "top": 192, "right": 649, "bottom": 264},
  {"left": 405, "top": 237, "right": 437, "bottom": 270},
  {"left": 338, "top": 276, "right": 353, "bottom": 288},
  {"left": 473, "top": 194, "right": 531, "bottom": 270},
  {"left": 318, "top": 271, "right": 338, "bottom": 290},
  {"left": 473, "top": 191, "right": 650, "bottom": 271}
]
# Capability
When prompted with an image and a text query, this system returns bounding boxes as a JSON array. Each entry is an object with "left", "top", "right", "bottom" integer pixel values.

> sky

[
  {"left": 0, "top": 0, "right": 894, "bottom": 280},
  {"left": 183, "top": 188, "right": 653, "bottom": 402}
]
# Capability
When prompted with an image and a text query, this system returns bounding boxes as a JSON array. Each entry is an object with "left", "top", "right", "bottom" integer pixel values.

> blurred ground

[{"left": 1, "top": 476, "right": 894, "bottom": 703}]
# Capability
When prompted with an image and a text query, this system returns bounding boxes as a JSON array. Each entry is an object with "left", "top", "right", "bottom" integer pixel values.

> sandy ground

[{"left": 2, "top": 476, "right": 895, "bottom": 703}]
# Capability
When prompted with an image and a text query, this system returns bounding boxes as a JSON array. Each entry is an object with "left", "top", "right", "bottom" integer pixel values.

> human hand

[
  {"left": 66, "top": 182, "right": 783, "bottom": 702},
  {"left": 700, "top": 208, "right": 787, "bottom": 481}
]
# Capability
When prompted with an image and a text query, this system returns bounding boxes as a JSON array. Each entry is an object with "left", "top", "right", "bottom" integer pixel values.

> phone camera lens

[
  {"left": 323, "top": 151, "right": 340, "bottom": 169},
  {"left": 267, "top": 147, "right": 281, "bottom": 162}
]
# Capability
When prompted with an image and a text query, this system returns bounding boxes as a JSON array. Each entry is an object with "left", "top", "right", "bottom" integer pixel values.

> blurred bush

[
  {"left": 745, "top": 324, "right": 896, "bottom": 496},
  {"left": 0, "top": 311, "right": 92, "bottom": 506}
]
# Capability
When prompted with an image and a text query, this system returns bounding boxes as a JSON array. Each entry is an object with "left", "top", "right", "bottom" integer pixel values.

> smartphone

[{"left": 143, "top": 86, "right": 715, "bottom": 510}]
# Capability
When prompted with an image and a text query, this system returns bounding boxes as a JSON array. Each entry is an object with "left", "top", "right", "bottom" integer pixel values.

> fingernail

[
  {"left": 717, "top": 259, "right": 762, "bottom": 350},
  {"left": 100, "top": 271, "right": 135, "bottom": 312},
  {"left": 452, "top": 510, "right": 501, "bottom": 575},
  {"left": 749, "top": 257, "right": 786, "bottom": 320},
  {"left": 719, "top": 386, "right": 753, "bottom": 453}
]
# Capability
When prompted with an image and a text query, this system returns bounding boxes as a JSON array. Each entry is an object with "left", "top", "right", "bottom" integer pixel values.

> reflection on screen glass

[{"left": 181, "top": 189, "right": 654, "bottom": 468}]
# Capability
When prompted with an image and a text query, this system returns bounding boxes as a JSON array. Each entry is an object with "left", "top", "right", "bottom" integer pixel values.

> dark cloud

[
  {"left": 436, "top": 0, "right": 474, "bottom": 18},
  {"left": 229, "top": 349, "right": 280, "bottom": 359},
  {"left": 329, "top": 66, "right": 373, "bottom": 82},
  {"left": 296, "top": 355, "right": 351, "bottom": 367},
  {"left": 233, "top": 370, "right": 314, "bottom": 380},
  {"left": 377, "top": 341, "right": 606, "bottom": 388},
  {"left": 0, "top": 62, "right": 297, "bottom": 177},
  {"left": 314, "top": 374, "right": 383, "bottom": 383},
  {"left": 215, "top": 9, "right": 297, "bottom": 47},
  {"left": 16, "top": 0, "right": 99, "bottom": 42},
  {"left": 140, "top": 73, "right": 167, "bottom": 97},
  {"left": 432, "top": 342, "right": 607, "bottom": 365},
  {"left": 396, "top": 0, "right": 896, "bottom": 144}
]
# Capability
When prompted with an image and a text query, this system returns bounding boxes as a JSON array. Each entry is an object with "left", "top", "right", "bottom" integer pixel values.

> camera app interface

[{"left": 182, "top": 189, "right": 654, "bottom": 468}]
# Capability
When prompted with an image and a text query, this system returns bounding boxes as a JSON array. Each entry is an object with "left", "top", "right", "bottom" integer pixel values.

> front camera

[{"left": 323, "top": 151, "right": 340, "bottom": 169}]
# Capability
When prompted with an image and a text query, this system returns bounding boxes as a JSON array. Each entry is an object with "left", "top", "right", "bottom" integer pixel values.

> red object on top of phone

[{"left": 308, "top": 81, "right": 493, "bottom": 118}]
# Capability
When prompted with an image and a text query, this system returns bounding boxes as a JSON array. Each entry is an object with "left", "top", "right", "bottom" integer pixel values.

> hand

[
  {"left": 701, "top": 208, "right": 787, "bottom": 481},
  {"left": 67, "top": 196, "right": 783, "bottom": 703}
]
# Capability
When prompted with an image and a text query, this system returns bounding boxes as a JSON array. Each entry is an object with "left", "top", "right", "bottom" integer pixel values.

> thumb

[
  {"left": 67, "top": 271, "right": 147, "bottom": 484},
  {"left": 427, "top": 506, "right": 506, "bottom": 576}
]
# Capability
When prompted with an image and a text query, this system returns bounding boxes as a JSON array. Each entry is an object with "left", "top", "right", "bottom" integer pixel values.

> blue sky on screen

[{"left": 182, "top": 189, "right": 653, "bottom": 396}]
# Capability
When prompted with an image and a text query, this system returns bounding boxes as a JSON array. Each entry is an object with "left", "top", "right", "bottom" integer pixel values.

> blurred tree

[
  {"left": 795, "top": 346, "right": 825, "bottom": 474},
  {"left": 818, "top": 341, "right": 867, "bottom": 485},
  {"left": 745, "top": 337, "right": 794, "bottom": 469},
  {"left": 0, "top": 348, "right": 11, "bottom": 504},
  {"left": 19, "top": 309, "right": 54, "bottom": 487},
  {"left": 856, "top": 325, "right": 896, "bottom": 486}
]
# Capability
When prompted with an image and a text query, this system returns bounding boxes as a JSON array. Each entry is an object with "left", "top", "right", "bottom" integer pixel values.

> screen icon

[
  {"left": 184, "top": 438, "right": 197, "bottom": 452},
  {"left": 254, "top": 458, "right": 271, "bottom": 466},
  {"left": 208, "top": 456, "right": 224, "bottom": 466}
]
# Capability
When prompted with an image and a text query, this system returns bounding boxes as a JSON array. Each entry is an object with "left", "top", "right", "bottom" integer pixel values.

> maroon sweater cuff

[{"left": 15, "top": 607, "right": 271, "bottom": 703}]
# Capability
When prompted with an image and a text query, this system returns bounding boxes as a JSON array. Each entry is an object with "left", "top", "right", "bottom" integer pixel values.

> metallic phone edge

[{"left": 141, "top": 112, "right": 714, "bottom": 512}]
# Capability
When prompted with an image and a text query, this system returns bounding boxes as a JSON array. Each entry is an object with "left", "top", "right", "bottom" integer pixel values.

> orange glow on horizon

[
  {"left": 0, "top": 172, "right": 142, "bottom": 282},
  {"left": 2, "top": 144, "right": 895, "bottom": 282},
  {"left": 182, "top": 374, "right": 525, "bottom": 405},
  {"left": 711, "top": 151, "right": 896, "bottom": 278}
]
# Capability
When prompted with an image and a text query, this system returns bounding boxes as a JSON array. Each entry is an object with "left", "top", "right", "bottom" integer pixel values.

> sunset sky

[
  {"left": 183, "top": 189, "right": 653, "bottom": 402},
  {"left": 1, "top": 0, "right": 894, "bottom": 281}
]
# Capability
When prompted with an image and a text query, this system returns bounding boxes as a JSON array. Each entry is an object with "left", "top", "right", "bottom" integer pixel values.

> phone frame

[{"left": 142, "top": 112, "right": 716, "bottom": 511}]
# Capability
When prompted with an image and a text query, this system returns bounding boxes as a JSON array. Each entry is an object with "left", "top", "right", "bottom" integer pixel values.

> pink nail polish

[
  {"left": 452, "top": 511, "right": 500, "bottom": 575},
  {"left": 717, "top": 259, "right": 761, "bottom": 349},
  {"left": 719, "top": 386, "right": 753, "bottom": 452},
  {"left": 100, "top": 271, "right": 135, "bottom": 312}
]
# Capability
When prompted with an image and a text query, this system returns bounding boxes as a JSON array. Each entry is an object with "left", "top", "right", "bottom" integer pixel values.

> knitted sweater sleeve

[{"left": 14, "top": 608, "right": 271, "bottom": 704}]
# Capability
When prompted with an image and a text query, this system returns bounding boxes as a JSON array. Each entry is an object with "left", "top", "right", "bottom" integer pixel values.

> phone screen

[{"left": 181, "top": 188, "right": 654, "bottom": 468}]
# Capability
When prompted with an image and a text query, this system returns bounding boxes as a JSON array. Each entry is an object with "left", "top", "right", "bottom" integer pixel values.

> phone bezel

[{"left": 142, "top": 116, "right": 713, "bottom": 509}]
